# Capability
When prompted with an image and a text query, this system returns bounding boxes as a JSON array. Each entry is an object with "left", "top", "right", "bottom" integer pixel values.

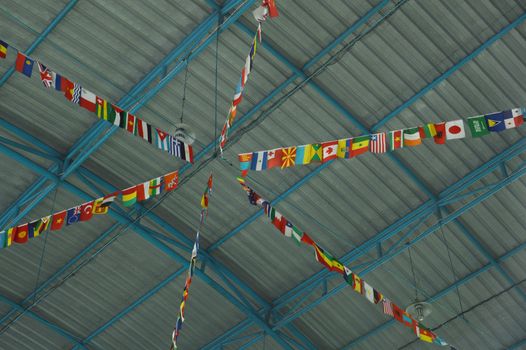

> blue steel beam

[
  {"left": 0, "top": 0, "right": 79, "bottom": 87},
  {"left": 0, "top": 295, "right": 85, "bottom": 348},
  {"left": 343, "top": 237, "right": 526, "bottom": 349},
  {"left": 508, "top": 338, "right": 526, "bottom": 350}
]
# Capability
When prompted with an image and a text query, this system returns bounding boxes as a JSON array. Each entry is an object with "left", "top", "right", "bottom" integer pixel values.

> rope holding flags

[
  {"left": 238, "top": 107, "right": 525, "bottom": 176},
  {"left": 219, "top": 0, "right": 280, "bottom": 154},
  {"left": 0, "top": 171, "right": 179, "bottom": 249},
  {"left": 170, "top": 174, "right": 213, "bottom": 349},
  {"left": 237, "top": 177, "right": 450, "bottom": 347},
  {"left": 0, "top": 43, "right": 194, "bottom": 162}
]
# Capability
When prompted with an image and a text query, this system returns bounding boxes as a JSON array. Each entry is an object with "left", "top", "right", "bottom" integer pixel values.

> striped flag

[
  {"left": 370, "top": 132, "right": 387, "bottom": 153},
  {"left": 383, "top": 298, "right": 394, "bottom": 316}
]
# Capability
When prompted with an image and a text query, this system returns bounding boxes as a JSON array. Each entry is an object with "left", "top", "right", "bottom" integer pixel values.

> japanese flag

[{"left": 445, "top": 119, "right": 465, "bottom": 140}]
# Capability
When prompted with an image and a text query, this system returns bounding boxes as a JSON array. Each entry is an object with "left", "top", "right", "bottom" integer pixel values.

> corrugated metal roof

[{"left": 0, "top": 0, "right": 525, "bottom": 349}]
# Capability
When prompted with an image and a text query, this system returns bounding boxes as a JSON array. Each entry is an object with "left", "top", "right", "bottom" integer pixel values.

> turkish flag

[{"left": 80, "top": 201, "right": 94, "bottom": 221}]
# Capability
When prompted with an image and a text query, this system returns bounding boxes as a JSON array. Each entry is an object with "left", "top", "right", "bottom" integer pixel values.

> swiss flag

[
  {"left": 267, "top": 148, "right": 283, "bottom": 169},
  {"left": 322, "top": 141, "right": 338, "bottom": 163},
  {"left": 80, "top": 201, "right": 94, "bottom": 221}
]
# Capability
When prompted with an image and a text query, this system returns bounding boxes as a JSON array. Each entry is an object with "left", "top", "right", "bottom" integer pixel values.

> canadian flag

[{"left": 322, "top": 141, "right": 338, "bottom": 163}]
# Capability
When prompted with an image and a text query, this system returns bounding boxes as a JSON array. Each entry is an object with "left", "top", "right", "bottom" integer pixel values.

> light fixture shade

[
  {"left": 406, "top": 301, "right": 432, "bottom": 322},
  {"left": 172, "top": 123, "right": 196, "bottom": 145}
]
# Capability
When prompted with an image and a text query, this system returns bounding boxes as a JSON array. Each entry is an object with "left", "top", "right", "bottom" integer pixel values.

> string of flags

[
  {"left": 218, "top": 0, "right": 278, "bottom": 154},
  {"left": 238, "top": 107, "right": 524, "bottom": 176},
  {"left": 171, "top": 174, "right": 213, "bottom": 349},
  {"left": 237, "top": 177, "right": 449, "bottom": 346},
  {"left": 0, "top": 41, "right": 193, "bottom": 163},
  {"left": 0, "top": 171, "right": 179, "bottom": 248}
]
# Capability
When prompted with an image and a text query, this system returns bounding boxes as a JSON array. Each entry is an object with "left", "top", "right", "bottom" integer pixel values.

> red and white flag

[
  {"left": 370, "top": 132, "right": 387, "bottom": 153},
  {"left": 445, "top": 119, "right": 465, "bottom": 140},
  {"left": 383, "top": 298, "right": 394, "bottom": 316}
]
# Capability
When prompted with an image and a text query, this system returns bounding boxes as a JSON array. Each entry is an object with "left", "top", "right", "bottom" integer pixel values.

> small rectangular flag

[
  {"left": 250, "top": 151, "right": 268, "bottom": 171},
  {"left": 136, "top": 182, "right": 150, "bottom": 202},
  {"left": 0, "top": 40, "right": 8, "bottom": 59},
  {"left": 52, "top": 72, "right": 63, "bottom": 91},
  {"left": 267, "top": 148, "right": 283, "bottom": 168},
  {"left": 93, "top": 193, "right": 117, "bottom": 214},
  {"left": 403, "top": 127, "right": 421, "bottom": 146},
  {"left": 434, "top": 122, "right": 446, "bottom": 144},
  {"left": 350, "top": 136, "right": 369, "bottom": 157},
  {"left": 155, "top": 128, "right": 169, "bottom": 150},
  {"left": 506, "top": 108, "right": 524, "bottom": 129},
  {"left": 363, "top": 281, "right": 375, "bottom": 304},
  {"left": 65, "top": 82, "right": 82, "bottom": 104},
  {"left": 389, "top": 130, "right": 403, "bottom": 151},
  {"left": 370, "top": 132, "right": 387, "bottom": 153},
  {"left": 467, "top": 115, "right": 489, "bottom": 137},
  {"left": 38, "top": 63, "right": 53, "bottom": 87},
  {"left": 15, "top": 52, "right": 34, "bottom": 77},
  {"left": 0, "top": 231, "right": 5, "bottom": 248},
  {"left": 14, "top": 223, "right": 29, "bottom": 243},
  {"left": 6, "top": 227, "right": 16, "bottom": 247},
  {"left": 149, "top": 177, "right": 162, "bottom": 196},
  {"left": 283, "top": 222, "right": 294, "bottom": 237},
  {"left": 418, "top": 123, "right": 437, "bottom": 138},
  {"left": 321, "top": 141, "right": 338, "bottom": 162},
  {"left": 66, "top": 206, "right": 82, "bottom": 225},
  {"left": 80, "top": 201, "right": 95, "bottom": 221},
  {"left": 122, "top": 186, "right": 138, "bottom": 207},
  {"left": 337, "top": 139, "right": 351, "bottom": 158},
  {"left": 445, "top": 119, "right": 466, "bottom": 140},
  {"left": 164, "top": 171, "right": 179, "bottom": 191},
  {"left": 383, "top": 298, "right": 394, "bottom": 316},
  {"left": 239, "top": 153, "right": 252, "bottom": 177},
  {"left": 80, "top": 88, "right": 97, "bottom": 112},
  {"left": 281, "top": 146, "right": 297, "bottom": 168},
  {"left": 51, "top": 210, "right": 67, "bottom": 230},
  {"left": 309, "top": 143, "right": 323, "bottom": 162}
]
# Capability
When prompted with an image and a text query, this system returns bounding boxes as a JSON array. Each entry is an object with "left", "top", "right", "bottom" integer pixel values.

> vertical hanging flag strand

[
  {"left": 219, "top": 0, "right": 279, "bottom": 154},
  {"left": 170, "top": 174, "right": 213, "bottom": 349}
]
